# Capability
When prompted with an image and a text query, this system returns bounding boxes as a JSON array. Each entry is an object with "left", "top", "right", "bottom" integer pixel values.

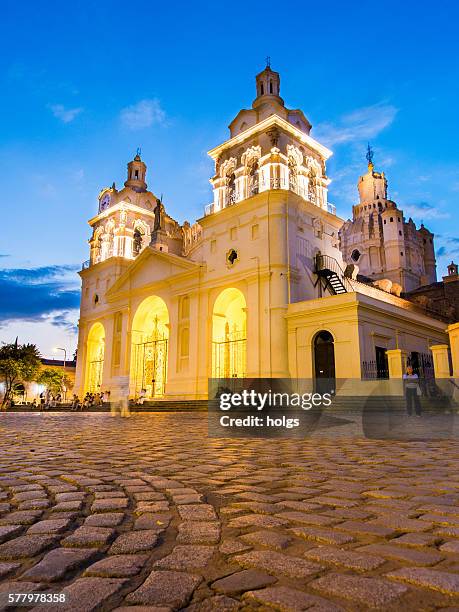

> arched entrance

[
  {"left": 212, "top": 288, "right": 247, "bottom": 378},
  {"left": 313, "top": 330, "right": 335, "bottom": 389},
  {"left": 86, "top": 322, "right": 105, "bottom": 393},
  {"left": 131, "top": 296, "right": 169, "bottom": 398}
]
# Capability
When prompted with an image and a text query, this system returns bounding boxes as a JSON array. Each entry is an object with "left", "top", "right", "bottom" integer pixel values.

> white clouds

[
  {"left": 403, "top": 201, "right": 450, "bottom": 220},
  {"left": 316, "top": 102, "right": 398, "bottom": 146},
  {"left": 120, "top": 99, "right": 166, "bottom": 130},
  {"left": 48, "top": 104, "right": 83, "bottom": 123}
]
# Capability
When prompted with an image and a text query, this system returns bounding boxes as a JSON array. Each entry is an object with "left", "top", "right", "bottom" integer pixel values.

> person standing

[{"left": 403, "top": 365, "right": 422, "bottom": 417}]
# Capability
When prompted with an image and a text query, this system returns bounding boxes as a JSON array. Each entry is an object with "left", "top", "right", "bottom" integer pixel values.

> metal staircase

[{"left": 315, "top": 254, "right": 351, "bottom": 295}]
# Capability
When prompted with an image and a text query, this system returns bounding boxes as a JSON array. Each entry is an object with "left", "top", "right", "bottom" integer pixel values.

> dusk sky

[{"left": 0, "top": 0, "right": 458, "bottom": 358}]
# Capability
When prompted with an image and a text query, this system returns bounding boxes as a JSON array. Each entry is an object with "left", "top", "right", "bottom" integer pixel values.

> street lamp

[{"left": 54, "top": 347, "right": 67, "bottom": 402}]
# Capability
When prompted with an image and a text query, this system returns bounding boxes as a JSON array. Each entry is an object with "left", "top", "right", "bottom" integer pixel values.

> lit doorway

[
  {"left": 212, "top": 288, "right": 247, "bottom": 378},
  {"left": 131, "top": 296, "right": 169, "bottom": 398}
]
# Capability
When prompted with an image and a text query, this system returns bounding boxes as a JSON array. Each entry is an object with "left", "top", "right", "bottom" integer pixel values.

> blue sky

[{"left": 0, "top": 0, "right": 458, "bottom": 357}]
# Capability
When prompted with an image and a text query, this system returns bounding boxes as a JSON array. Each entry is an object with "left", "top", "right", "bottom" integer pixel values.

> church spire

[
  {"left": 125, "top": 149, "right": 147, "bottom": 192},
  {"left": 366, "top": 143, "right": 374, "bottom": 172}
]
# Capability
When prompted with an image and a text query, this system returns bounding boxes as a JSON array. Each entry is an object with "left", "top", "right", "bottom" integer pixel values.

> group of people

[
  {"left": 70, "top": 390, "right": 111, "bottom": 410},
  {"left": 37, "top": 390, "right": 64, "bottom": 409}
]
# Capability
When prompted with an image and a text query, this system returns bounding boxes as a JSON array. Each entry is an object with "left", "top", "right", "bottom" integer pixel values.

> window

[
  {"left": 390, "top": 217, "right": 394, "bottom": 222},
  {"left": 227, "top": 249, "right": 238, "bottom": 265},
  {"left": 400, "top": 252, "right": 404, "bottom": 256},
  {"left": 269, "top": 81, "right": 273, "bottom": 93},
  {"left": 351, "top": 249, "right": 361, "bottom": 262},
  {"left": 260, "top": 83, "right": 264, "bottom": 95},
  {"left": 135, "top": 170, "right": 139, "bottom": 179},
  {"left": 252, "top": 224, "right": 259, "bottom": 239},
  {"left": 399, "top": 230, "right": 402, "bottom": 236}
]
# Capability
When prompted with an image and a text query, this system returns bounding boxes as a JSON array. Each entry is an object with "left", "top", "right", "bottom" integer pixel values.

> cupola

[
  {"left": 125, "top": 149, "right": 147, "bottom": 192},
  {"left": 253, "top": 59, "right": 284, "bottom": 109}
]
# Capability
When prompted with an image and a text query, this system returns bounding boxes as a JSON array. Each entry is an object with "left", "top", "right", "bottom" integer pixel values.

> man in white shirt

[{"left": 403, "top": 365, "right": 422, "bottom": 417}]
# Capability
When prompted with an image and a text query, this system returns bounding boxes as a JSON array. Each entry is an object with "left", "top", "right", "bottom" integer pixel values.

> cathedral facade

[{"left": 74, "top": 66, "right": 452, "bottom": 401}]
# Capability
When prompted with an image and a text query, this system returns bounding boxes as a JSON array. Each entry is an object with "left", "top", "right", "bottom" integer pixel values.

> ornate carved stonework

[
  {"left": 305, "top": 156, "right": 322, "bottom": 176},
  {"left": 219, "top": 157, "right": 237, "bottom": 178},
  {"left": 241, "top": 145, "right": 262, "bottom": 168},
  {"left": 287, "top": 144, "right": 303, "bottom": 167}
]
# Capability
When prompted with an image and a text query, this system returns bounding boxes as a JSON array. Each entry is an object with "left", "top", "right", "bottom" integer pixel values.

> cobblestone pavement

[{"left": 0, "top": 412, "right": 459, "bottom": 611}]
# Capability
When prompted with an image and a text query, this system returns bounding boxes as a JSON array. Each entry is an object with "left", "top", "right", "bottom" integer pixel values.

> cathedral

[{"left": 74, "top": 64, "right": 456, "bottom": 401}]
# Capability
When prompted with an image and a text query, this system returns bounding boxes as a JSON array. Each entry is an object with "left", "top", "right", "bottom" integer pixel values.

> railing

[
  {"left": 407, "top": 352, "right": 435, "bottom": 380},
  {"left": 224, "top": 190, "right": 238, "bottom": 207},
  {"left": 212, "top": 338, "right": 247, "bottom": 379},
  {"left": 204, "top": 177, "right": 336, "bottom": 216},
  {"left": 362, "top": 360, "right": 389, "bottom": 380},
  {"left": 315, "top": 254, "right": 354, "bottom": 292}
]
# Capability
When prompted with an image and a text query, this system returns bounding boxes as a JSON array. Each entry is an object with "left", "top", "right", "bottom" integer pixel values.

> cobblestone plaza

[{"left": 0, "top": 412, "right": 458, "bottom": 610}]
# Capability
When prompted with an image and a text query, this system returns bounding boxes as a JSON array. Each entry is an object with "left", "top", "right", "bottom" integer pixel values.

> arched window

[
  {"left": 227, "top": 173, "right": 236, "bottom": 205},
  {"left": 249, "top": 161, "right": 259, "bottom": 195}
]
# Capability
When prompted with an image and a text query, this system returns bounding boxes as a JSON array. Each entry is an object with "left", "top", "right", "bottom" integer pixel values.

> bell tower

[
  {"left": 125, "top": 149, "right": 147, "bottom": 192},
  {"left": 253, "top": 58, "right": 284, "bottom": 108}
]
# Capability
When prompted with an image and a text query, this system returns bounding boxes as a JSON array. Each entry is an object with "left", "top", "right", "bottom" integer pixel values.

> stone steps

[{"left": 7, "top": 400, "right": 208, "bottom": 413}]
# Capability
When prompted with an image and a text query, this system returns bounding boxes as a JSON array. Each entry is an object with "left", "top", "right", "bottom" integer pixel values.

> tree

[
  {"left": 36, "top": 368, "right": 71, "bottom": 396},
  {"left": 0, "top": 342, "right": 41, "bottom": 409}
]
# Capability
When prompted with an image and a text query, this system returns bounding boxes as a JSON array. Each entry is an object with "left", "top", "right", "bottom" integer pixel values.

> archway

[
  {"left": 313, "top": 330, "right": 335, "bottom": 392},
  {"left": 131, "top": 296, "right": 169, "bottom": 398},
  {"left": 86, "top": 322, "right": 105, "bottom": 393},
  {"left": 212, "top": 288, "right": 247, "bottom": 378}
]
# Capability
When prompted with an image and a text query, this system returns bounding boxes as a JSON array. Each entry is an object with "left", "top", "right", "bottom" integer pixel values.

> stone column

[
  {"left": 430, "top": 344, "right": 451, "bottom": 379},
  {"left": 447, "top": 323, "right": 459, "bottom": 377},
  {"left": 73, "top": 321, "right": 86, "bottom": 397},
  {"left": 386, "top": 349, "right": 408, "bottom": 378}
]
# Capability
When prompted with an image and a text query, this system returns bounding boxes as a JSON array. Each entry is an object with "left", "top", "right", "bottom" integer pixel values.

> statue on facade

[
  {"left": 267, "top": 127, "right": 280, "bottom": 147},
  {"left": 154, "top": 199, "right": 166, "bottom": 231},
  {"left": 133, "top": 228, "right": 142, "bottom": 256}
]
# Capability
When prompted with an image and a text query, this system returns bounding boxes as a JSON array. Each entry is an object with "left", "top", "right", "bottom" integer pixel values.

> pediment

[{"left": 106, "top": 246, "right": 200, "bottom": 299}]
